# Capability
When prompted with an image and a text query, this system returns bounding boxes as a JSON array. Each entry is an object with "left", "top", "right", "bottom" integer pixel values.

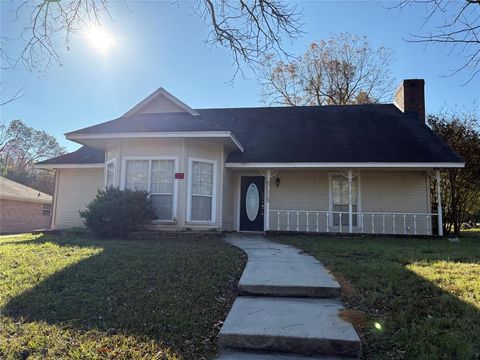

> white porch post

[
  {"left": 436, "top": 170, "right": 443, "bottom": 236},
  {"left": 265, "top": 169, "right": 271, "bottom": 231},
  {"left": 348, "top": 170, "right": 353, "bottom": 233}
]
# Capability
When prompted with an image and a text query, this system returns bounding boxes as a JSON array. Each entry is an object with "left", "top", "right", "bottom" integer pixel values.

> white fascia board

[
  {"left": 224, "top": 162, "right": 465, "bottom": 169},
  {"left": 35, "top": 163, "right": 105, "bottom": 170},
  {"left": 227, "top": 132, "right": 245, "bottom": 153},
  {"left": 66, "top": 131, "right": 245, "bottom": 152}
]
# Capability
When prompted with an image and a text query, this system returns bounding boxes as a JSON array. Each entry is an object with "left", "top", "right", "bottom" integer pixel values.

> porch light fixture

[{"left": 276, "top": 178, "right": 280, "bottom": 187}]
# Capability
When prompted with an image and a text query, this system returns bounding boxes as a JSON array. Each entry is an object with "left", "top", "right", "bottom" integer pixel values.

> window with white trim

[
  {"left": 189, "top": 160, "right": 215, "bottom": 222},
  {"left": 105, "top": 160, "right": 115, "bottom": 187},
  {"left": 43, "top": 203, "right": 52, "bottom": 216},
  {"left": 331, "top": 175, "right": 358, "bottom": 226},
  {"left": 125, "top": 159, "right": 175, "bottom": 220}
]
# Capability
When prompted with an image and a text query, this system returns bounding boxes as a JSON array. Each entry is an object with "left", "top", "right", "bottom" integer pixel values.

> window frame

[
  {"left": 120, "top": 156, "right": 178, "bottom": 222},
  {"left": 42, "top": 203, "right": 52, "bottom": 217},
  {"left": 104, "top": 158, "right": 116, "bottom": 187},
  {"left": 187, "top": 157, "right": 217, "bottom": 224},
  {"left": 328, "top": 172, "right": 361, "bottom": 227}
]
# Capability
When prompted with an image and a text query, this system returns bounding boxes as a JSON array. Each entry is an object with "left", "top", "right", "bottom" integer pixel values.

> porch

[{"left": 227, "top": 167, "right": 444, "bottom": 236}]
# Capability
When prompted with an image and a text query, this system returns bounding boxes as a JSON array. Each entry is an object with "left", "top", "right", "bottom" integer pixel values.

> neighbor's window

[
  {"left": 43, "top": 203, "right": 52, "bottom": 216},
  {"left": 106, "top": 160, "right": 115, "bottom": 187},
  {"left": 125, "top": 159, "right": 175, "bottom": 220},
  {"left": 331, "top": 175, "right": 358, "bottom": 226},
  {"left": 189, "top": 160, "right": 215, "bottom": 222}
]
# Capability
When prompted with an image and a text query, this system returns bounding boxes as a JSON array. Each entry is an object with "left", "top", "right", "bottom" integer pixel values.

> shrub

[{"left": 80, "top": 187, "right": 155, "bottom": 238}]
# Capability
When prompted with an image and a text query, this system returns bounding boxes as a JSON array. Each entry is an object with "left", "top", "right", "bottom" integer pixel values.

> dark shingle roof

[
  {"left": 36, "top": 145, "right": 104, "bottom": 165},
  {"left": 63, "top": 104, "right": 462, "bottom": 164}
]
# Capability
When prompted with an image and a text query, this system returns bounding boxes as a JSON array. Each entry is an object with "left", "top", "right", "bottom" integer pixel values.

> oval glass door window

[{"left": 246, "top": 183, "right": 260, "bottom": 221}]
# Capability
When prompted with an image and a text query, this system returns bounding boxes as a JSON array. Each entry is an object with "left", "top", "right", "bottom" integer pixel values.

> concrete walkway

[{"left": 217, "top": 234, "right": 361, "bottom": 359}]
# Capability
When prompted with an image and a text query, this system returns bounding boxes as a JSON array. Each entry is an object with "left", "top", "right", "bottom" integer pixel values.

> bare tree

[
  {"left": 397, "top": 0, "right": 480, "bottom": 82},
  {"left": 428, "top": 110, "right": 480, "bottom": 235},
  {"left": 0, "top": 87, "right": 25, "bottom": 107},
  {"left": 1, "top": 0, "right": 301, "bottom": 76},
  {"left": 0, "top": 119, "right": 66, "bottom": 194},
  {"left": 259, "top": 33, "right": 395, "bottom": 106}
]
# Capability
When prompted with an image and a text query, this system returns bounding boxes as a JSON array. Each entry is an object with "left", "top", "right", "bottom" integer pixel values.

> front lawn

[
  {"left": 0, "top": 233, "right": 245, "bottom": 359},
  {"left": 273, "top": 235, "right": 480, "bottom": 360}
]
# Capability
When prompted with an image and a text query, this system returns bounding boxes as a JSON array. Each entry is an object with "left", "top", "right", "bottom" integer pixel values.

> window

[
  {"left": 124, "top": 159, "right": 176, "bottom": 220},
  {"left": 43, "top": 203, "right": 52, "bottom": 216},
  {"left": 150, "top": 160, "right": 175, "bottom": 220},
  {"left": 188, "top": 159, "right": 216, "bottom": 222},
  {"left": 105, "top": 160, "right": 115, "bottom": 187},
  {"left": 125, "top": 160, "right": 149, "bottom": 191},
  {"left": 331, "top": 175, "right": 358, "bottom": 226}
]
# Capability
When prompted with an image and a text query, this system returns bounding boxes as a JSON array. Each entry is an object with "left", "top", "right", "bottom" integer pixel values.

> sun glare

[{"left": 84, "top": 26, "right": 115, "bottom": 55}]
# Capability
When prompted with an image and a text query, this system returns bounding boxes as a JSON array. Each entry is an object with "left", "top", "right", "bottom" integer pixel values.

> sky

[{"left": 1, "top": 1, "right": 479, "bottom": 152}]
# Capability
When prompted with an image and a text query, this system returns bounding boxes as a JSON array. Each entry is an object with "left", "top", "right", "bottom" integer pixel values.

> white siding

[
  {"left": 53, "top": 168, "right": 103, "bottom": 229},
  {"left": 222, "top": 164, "right": 235, "bottom": 231},
  {"left": 361, "top": 171, "right": 428, "bottom": 212},
  {"left": 244, "top": 169, "right": 430, "bottom": 234},
  {"left": 360, "top": 171, "right": 430, "bottom": 235},
  {"left": 270, "top": 171, "right": 329, "bottom": 210},
  {"left": 139, "top": 96, "right": 186, "bottom": 113},
  {"left": 268, "top": 171, "right": 329, "bottom": 232}
]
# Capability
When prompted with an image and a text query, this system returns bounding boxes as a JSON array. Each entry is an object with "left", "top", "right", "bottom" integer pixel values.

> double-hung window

[
  {"left": 43, "top": 203, "right": 52, "bottom": 216},
  {"left": 124, "top": 159, "right": 176, "bottom": 221},
  {"left": 331, "top": 175, "right": 358, "bottom": 227},
  {"left": 188, "top": 159, "right": 216, "bottom": 222},
  {"left": 105, "top": 159, "right": 115, "bottom": 187}
]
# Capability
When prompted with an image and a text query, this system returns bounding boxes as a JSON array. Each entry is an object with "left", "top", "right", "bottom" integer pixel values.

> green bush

[{"left": 80, "top": 187, "right": 155, "bottom": 238}]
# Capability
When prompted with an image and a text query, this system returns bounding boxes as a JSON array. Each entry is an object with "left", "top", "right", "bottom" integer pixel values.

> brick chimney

[{"left": 394, "top": 79, "right": 425, "bottom": 123}]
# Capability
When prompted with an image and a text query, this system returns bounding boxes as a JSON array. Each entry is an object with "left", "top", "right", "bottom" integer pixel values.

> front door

[{"left": 240, "top": 176, "right": 265, "bottom": 231}]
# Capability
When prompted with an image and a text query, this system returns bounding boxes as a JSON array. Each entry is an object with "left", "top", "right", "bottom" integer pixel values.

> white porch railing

[{"left": 269, "top": 210, "right": 439, "bottom": 236}]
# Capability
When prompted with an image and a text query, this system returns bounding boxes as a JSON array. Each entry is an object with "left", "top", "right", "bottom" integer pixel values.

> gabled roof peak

[{"left": 123, "top": 87, "right": 199, "bottom": 117}]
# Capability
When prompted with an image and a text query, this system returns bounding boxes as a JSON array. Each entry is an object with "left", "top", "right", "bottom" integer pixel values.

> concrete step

[
  {"left": 218, "top": 297, "right": 361, "bottom": 358},
  {"left": 217, "top": 350, "right": 357, "bottom": 359},
  {"left": 238, "top": 260, "right": 340, "bottom": 298}
]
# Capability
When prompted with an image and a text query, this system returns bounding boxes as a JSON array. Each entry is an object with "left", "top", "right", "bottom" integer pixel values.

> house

[
  {"left": 0, "top": 176, "right": 52, "bottom": 234},
  {"left": 37, "top": 79, "right": 464, "bottom": 236}
]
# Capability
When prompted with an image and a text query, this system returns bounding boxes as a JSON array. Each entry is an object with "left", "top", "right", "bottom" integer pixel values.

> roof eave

[
  {"left": 65, "top": 131, "right": 245, "bottom": 153},
  {"left": 224, "top": 162, "right": 465, "bottom": 169},
  {"left": 0, "top": 195, "right": 52, "bottom": 204}
]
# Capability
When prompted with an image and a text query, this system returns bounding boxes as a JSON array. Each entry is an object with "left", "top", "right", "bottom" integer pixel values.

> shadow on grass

[
  {"left": 1, "top": 234, "right": 245, "bottom": 359},
  {"left": 273, "top": 235, "right": 480, "bottom": 360}
]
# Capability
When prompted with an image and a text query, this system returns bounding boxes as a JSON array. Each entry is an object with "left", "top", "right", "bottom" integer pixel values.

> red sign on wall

[{"left": 175, "top": 172, "right": 185, "bottom": 180}]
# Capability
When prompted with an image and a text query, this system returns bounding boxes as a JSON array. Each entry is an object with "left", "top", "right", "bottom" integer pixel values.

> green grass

[
  {"left": 0, "top": 233, "right": 245, "bottom": 359},
  {"left": 273, "top": 234, "right": 480, "bottom": 360}
]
